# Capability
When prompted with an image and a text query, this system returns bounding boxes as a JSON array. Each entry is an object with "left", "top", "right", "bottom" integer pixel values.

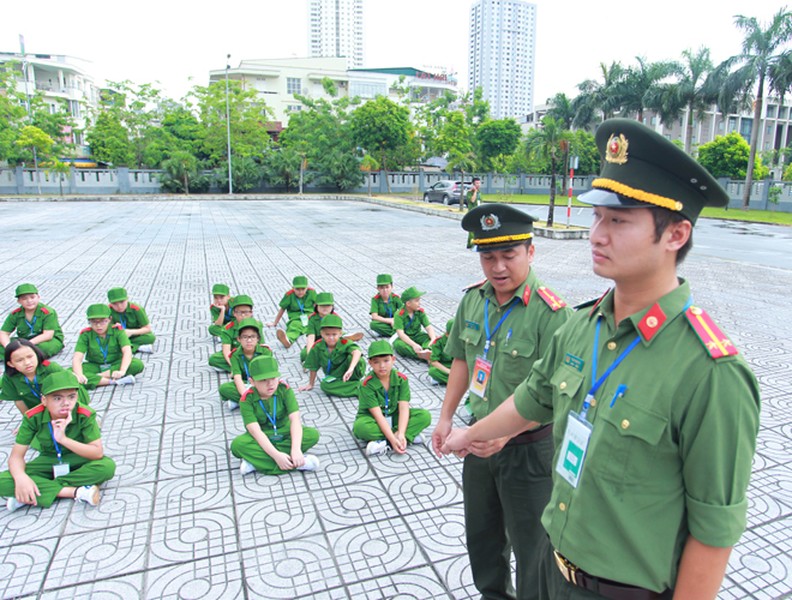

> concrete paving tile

[
  {"left": 145, "top": 552, "right": 244, "bottom": 599},
  {"left": 345, "top": 565, "right": 453, "bottom": 599},
  {"left": 403, "top": 505, "right": 468, "bottom": 562},
  {"left": 381, "top": 468, "right": 462, "bottom": 516},
  {"left": 40, "top": 572, "right": 143, "bottom": 600},
  {"left": 153, "top": 467, "right": 232, "bottom": 518},
  {"left": 0, "top": 538, "right": 58, "bottom": 598},
  {"left": 232, "top": 463, "right": 311, "bottom": 503},
  {"left": 727, "top": 517, "right": 792, "bottom": 599},
  {"left": 432, "top": 554, "right": 477, "bottom": 599},
  {"left": 64, "top": 482, "right": 155, "bottom": 534},
  {"left": 0, "top": 494, "right": 71, "bottom": 547},
  {"left": 236, "top": 491, "right": 322, "bottom": 548},
  {"left": 157, "top": 438, "right": 228, "bottom": 481},
  {"left": 148, "top": 506, "right": 238, "bottom": 568},
  {"left": 313, "top": 480, "right": 397, "bottom": 532}
]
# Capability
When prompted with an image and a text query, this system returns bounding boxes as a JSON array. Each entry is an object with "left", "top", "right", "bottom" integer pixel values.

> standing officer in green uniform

[
  {"left": 209, "top": 283, "right": 234, "bottom": 338},
  {"left": 0, "top": 283, "right": 65, "bottom": 360},
  {"left": 219, "top": 318, "right": 272, "bottom": 410},
  {"left": 466, "top": 177, "right": 483, "bottom": 209},
  {"left": 432, "top": 203, "right": 571, "bottom": 600},
  {"left": 107, "top": 287, "right": 155, "bottom": 353},
  {"left": 208, "top": 294, "right": 255, "bottom": 372},
  {"left": 268, "top": 276, "right": 317, "bottom": 348},
  {"left": 300, "top": 314, "right": 365, "bottom": 398},
  {"left": 1, "top": 371, "right": 116, "bottom": 512},
  {"left": 428, "top": 319, "right": 455, "bottom": 385},
  {"left": 442, "top": 119, "right": 761, "bottom": 599},
  {"left": 369, "top": 274, "right": 404, "bottom": 337}
]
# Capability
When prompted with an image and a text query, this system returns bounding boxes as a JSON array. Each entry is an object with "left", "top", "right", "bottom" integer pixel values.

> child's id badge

[
  {"left": 555, "top": 411, "right": 593, "bottom": 488},
  {"left": 468, "top": 356, "right": 492, "bottom": 397},
  {"left": 270, "top": 433, "right": 284, "bottom": 442},
  {"left": 101, "top": 363, "right": 111, "bottom": 370},
  {"left": 53, "top": 463, "right": 70, "bottom": 478},
  {"left": 323, "top": 376, "right": 337, "bottom": 383},
  {"left": 300, "top": 314, "right": 309, "bottom": 327}
]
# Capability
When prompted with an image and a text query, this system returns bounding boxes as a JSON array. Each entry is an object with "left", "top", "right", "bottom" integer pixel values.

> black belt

[{"left": 553, "top": 550, "right": 672, "bottom": 600}]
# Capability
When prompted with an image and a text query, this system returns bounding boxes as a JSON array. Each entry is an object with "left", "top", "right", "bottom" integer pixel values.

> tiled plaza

[{"left": 0, "top": 198, "right": 789, "bottom": 599}]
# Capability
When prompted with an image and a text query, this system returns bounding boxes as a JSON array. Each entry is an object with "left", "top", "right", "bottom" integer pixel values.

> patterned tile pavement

[{"left": 0, "top": 199, "right": 789, "bottom": 599}]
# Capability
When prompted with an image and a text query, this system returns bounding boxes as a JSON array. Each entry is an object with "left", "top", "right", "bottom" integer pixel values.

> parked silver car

[{"left": 422, "top": 180, "right": 471, "bottom": 205}]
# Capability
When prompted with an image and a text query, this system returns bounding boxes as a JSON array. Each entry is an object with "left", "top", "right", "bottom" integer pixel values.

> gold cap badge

[
  {"left": 480, "top": 214, "right": 501, "bottom": 231},
  {"left": 606, "top": 134, "right": 629, "bottom": 165}
]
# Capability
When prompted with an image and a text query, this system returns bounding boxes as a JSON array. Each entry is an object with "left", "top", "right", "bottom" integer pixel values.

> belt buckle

[{"left": 553, "top": 550, "right": 579, "bottom": 585}]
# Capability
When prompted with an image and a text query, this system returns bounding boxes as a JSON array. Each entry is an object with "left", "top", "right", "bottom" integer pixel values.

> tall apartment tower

[
  {"left": 468, "top": 0, "right": 537, "bottom": 120},
  {"left": 308, "top": 0, "right": 364, "bottom": 69}
]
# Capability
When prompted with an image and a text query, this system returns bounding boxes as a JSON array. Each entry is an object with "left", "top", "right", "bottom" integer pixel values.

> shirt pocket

[
  {"left": 549, "top": 365, "right": 585, "bottom": 410},
  {"left": 497, "top": 339, "right": 538, "bottom": 387},
  {"left": 459, "top": 326, "right": 482, "bottom": 352}
]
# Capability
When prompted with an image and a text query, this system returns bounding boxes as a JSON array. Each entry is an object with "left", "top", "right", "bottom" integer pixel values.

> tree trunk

[
  {"left": 684, "top": 104, "right": 694, "bottom": 155},
  {"left": 743, "top": 74, "right": 765, "bottom": 209},
  {"left": 459, "top": 169, "right": 465, "bottom": 212},
  {"left": 183, "top": 173, "right": 190, "bottom": 195},
  {"left": 547, "top": 161, "right": 557, "bottom": 228}
]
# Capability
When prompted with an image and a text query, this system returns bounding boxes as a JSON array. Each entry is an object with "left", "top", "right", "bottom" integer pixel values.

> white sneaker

[
  {"left": 239, "top": 459, "right": 256, "bottom": 475},
  {"left": 412, "top": 434, "right": 424, "bottom": 446},
  {"left": 366, "top": 440, "right": 389, "bottom": 457},
  {"left": 137, "top": 344, "right": 154, "bottom": 354},
  {"left": 115, "top": 375, "right": 136, "bottom": 386},
  {"left": 227, "top": 400, "right": 239, "bottom": 411},
  {"left": 297, "top": 454, "right": 320, "bottom": 471},
  {"left": 6, "top": 497, "right": 25, "bottom": 512},
  {"left": 75, "top": 485, "right": 101, "bottom": 506}
]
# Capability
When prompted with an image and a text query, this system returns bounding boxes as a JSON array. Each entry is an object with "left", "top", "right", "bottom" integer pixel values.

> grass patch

[
  {"left": 484, "top": 194, "right": 588, "bottom": 207},
  {"left": 699, "top": 206, "right": 792, "bottom": 226}
]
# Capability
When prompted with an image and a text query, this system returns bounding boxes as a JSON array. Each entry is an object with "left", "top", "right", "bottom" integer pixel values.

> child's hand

[
  {"left": 265, "top": 321, "right": 276, "bottom": 327},
  {"left": 291, "top": 449, "right": 305, "bottom": 468},
  {"left": 274, "top": 451, "right": 295, "bottom": 471},
  {"left": 75, "top": 373, "right": 88, "bottom": 385},
  {"left": 14, "top": 474, "right": 40, "bottom": 506},
  {"left": 342, "top": 368, "right": 354, "bottom": 382},
  {"left": 51, "top": 414, "right": 73, "bottom": 443},
  {"left": 298, "top": 383, "right": 313, "bottom": 392},
  {"left": 111, "top": 370, "right": 125, "bottom": 380},
  {"left": 393, "top": 432, "right": 407, "bottom": 454}
]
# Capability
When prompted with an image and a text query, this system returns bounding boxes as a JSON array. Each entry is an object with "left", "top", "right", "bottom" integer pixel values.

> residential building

[
  {"left": 308, "top": 0, "right": 364, "bottom": 69},
  {"left": 468, "top": 0, "right": 537, "bottom": 120}
]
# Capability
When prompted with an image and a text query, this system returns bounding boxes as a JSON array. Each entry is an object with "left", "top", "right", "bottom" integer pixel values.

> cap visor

[{"left": 578, "top": 189, "right": 645, "bottom": 208}]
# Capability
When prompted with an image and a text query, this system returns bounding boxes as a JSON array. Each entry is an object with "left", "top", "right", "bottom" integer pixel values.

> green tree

[
  {"left": 476, "top": 118, "right": 521, "bottom": 171},
  {"left": 360, "top": 154, "right": 380, "bottom": 196},
  {"left": 697, "top": 132, "right": 770, "bottom": 179},
  {"left": 141, "top": 102, "right": 206, "bottom": 168},
  {"left": 615, "top": 57, "right": 677, "bottom": 121},
  {"left": 351, "top": 96, "right": 412, "bottom": 189},
  {"left": 572, "top": 62, "right": 626, "bottom": 129},
  {"left": 86, "top": 111, "right": 135, "bottom": 166},
  {"left": 47, "top": 160, "right": 71, "bottom": 196},
  {"left": 715, "top": 7, "right": 792, "bottom": 207},
  {"left": 782, "top": 162, "right": 792, "bottom": 180},
  {"left": 524, "top": 116, "right": 571, "bottom": 227},
  {"left": 413, "top": 90, "right": 457, "bottom": 159},
  {"left": 160, "top": 150, "right": 200, "bottom": 194},
  {"left": 15, "top": 125, "right": 54, "bottom": 193},
  {"left": 263, "top": 148, "right": 302, "bottom": 191},
  {"left": 0, "top": 66, "right": 27, "bottom": 162},
  {"left": 317, "top": 150, "right": 364, "bottom": 191},
  {"left": 570, "top": 130, "right": 600, "bottom": 176},
  {"left": 214, "top": 156, "right": 263, "bottom": 193},
  {"left": 545, "top": 93, "right": 575, "bottom": 129}
]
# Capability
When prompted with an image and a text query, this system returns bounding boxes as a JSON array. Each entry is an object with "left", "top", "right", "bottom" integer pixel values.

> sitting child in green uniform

[
  {"left": 301, "top": 292, "right": 364, "bottom": 366},
  {"left": 267, "top": 276, "right": 317, "bottom": 349},
  {"left": 393, "top": 287, "right": 437, "bottom": 361},
  {"left": 428, "top": 319, "right": 454, "bottom": 385},
  {"left": 353, "top": 340, "right": 431, "bottom": 457},
  {"left": 209, "top": 283, "right": 234, "bottom": 338},
  {"left": 1, "top": 371, "right": 116, "bottom": 512},
  {"left": 72, "top": 304, "right": 144, "bottom": 389},
  {"left": 0, "top": 283, "right": 65, "bottom": 361},
  {"left": 369, "top": 274, "right": 403, "bottom": 337},
  {"left": 219, "top": 318, "right": 272, "bottom": 410},
  {"left": 2, "top": 339, "right": 89, "bottom": 416},
  {"left": 231, "top": 355, "right": 320, "bottom": 476},
  {"left": 107, "top": 287, "right": 155, "bottom": 354},
  {"left": 299, "top": 314, "right": 364, "bottom": 398},
  {"left": 208, "top": 295, "right": 254, "bottom": 372}
]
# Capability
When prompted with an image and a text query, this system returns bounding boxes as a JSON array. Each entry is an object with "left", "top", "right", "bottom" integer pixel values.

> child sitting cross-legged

[
  {"left": 299, "top": 314, "right": 364, "bottom": 398},
  {"left": 218, "top": 318, "right": 272, "bottom": 410}
]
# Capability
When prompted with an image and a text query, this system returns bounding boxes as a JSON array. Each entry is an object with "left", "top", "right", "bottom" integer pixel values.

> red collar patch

[{"left": 637, "top": 303, "right": 667, "bottom": 341}]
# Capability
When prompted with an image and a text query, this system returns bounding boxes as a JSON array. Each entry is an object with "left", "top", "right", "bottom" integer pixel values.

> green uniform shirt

[
  {"left": 1, "top": 303, "right": 64, "bottom": 343},
  {"left": 110, "top": 302, "right": 150, "bottom": 330},
  {"left": 0, "top": 360, "right": 64, "bottom": 409},
  {"left": 16, "top": 402, "right": 101, "bottom": 456},
  {"left": 219, "top": 321, "right": 242, "bottom": 348},
  {"left": 210, "top": 303, "right": 234, "bottom": 326},
  {"left": 370, "top": 293, "right": 403, "bottom": 319},
  {"left": 466, "top": 187, "right": 484, "bottom": 208},
  {"left": 513, "top": 281, "right": 760, "bottom": 592},
  {"left": 239, "top": 383, "right": 299, "bottom": 438},
  {"left": 356, "top": 369, "right": 411, "bottom": 418},
  {"left": 278, "top": 289, "right": 317, "bottom": 321},
  {"left": 445, "top": 270, "right": 571, "bottom": 419},
  {"left": 306, "top": 310, "right": 337, "bottom": 338},
  {"left": 304, "top": 339, "right": 363, "bottom": 378},
  {"left": 229, "top": 345, "right": 273, "bottom": 379},
  {"left": 393, "top": 308, "right": 431, "bottom": 338},
  {"left": 429, "top": 333, "right": 452, "bottom": 368},
  {"left": 74, "top": 325, "right": 131, "bottom": 365}
]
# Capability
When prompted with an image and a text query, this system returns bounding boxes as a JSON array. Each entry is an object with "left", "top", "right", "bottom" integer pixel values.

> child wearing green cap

[
  {"left": 208, "top": 295, "right": 255, "bottom": 372},
  {"left": 393, "top": 287, "right": 436, "bottom": 361},
  {"left": 369, "top": 274, "right": 404, "bottom": 337},
  {"left": 299, "top": 314, "right": 364, "bottom": 398},
  {"left": 219, "top": 318, "right": 273, "bottom": 410},
  {"left": 107, "top": 287, "right": 155, "bottom": 354},
  {"left": 72, "top": 304, "right": 144, "bottom": 389},
  {"left": 353, "top": 340, "right": 431, "bottom": 457},
  {"left": 0, "top": 283, "right": 65, "bottom": 361},
  {"left": 301, "top": 292, "right": 364, "bottom": 366},
  {"left": 267, "top": 276, "right": 317, "bottom": 349},
  {"left": 428, "top": 319, "right": 455, "bottom": 385},
  {"left": 231, "top": 356, "right": 320, "bottom": 475},
  {"left": 0, "top": 371, "right": 116, "bottom": 512},
  {"left": 209, "top": 283, "right": 234, "bottom": 338}
]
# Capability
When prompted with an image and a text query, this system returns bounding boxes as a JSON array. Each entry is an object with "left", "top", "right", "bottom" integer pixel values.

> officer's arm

[
  {"left": 673, "top": 536, "right": 732, "bottom": 600},
  {"left": 432, "top": 359, "right": 469, "bottom": 455},
  {"left": 14, "top": 401, "right": 28, "bottom": 416},
  {"left": 246, "top": 421, "right": 280, "bottom": 458},
  {"left": 72, "top": 351, "right": 86, "bottom": 378},
  {"left": 442, "top": 394, "right": 538, "bottom": 453}
]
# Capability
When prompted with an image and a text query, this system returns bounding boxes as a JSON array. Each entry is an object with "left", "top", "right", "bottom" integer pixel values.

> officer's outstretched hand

[
  {"left": 441, "top": 427, "right": 471, "bottom": 454},
  {"left": 431, "top": 419, "right": 451, "bottom": 456}
]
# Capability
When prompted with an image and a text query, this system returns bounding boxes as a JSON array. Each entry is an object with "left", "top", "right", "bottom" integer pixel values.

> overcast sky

[{"left": 1, "top": 0, "right": 785, "bottom": 107}]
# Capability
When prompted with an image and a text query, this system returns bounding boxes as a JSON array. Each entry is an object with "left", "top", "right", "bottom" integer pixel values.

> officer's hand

[
  {"left": 274, "top": 451, "right": 294, "bottom": 471},
  {"left": 432, "top": 419, "right": 453, "bottom": 456},
  {"left": 110, "top": 370, "right": 124, "bottom": 380},
  {"left": 468, "top": 436, "right": 510, "bottom": 458},
  {"left": 441, "top": 427, "right": 470, "bottom": 454},
  {"left": 14, "top": 474, "right": 40, "bottom": 506},
  {"left": 291, "top": 450, "right": 305, "bottom": 468}
]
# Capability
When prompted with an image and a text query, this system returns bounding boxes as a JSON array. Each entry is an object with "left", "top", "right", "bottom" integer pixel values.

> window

[
  {"left": 287, "top": 78, "right": 302, "bottom": 95},
  {"left": 287, "top": 105, "right": 302, "bottom": 113}
]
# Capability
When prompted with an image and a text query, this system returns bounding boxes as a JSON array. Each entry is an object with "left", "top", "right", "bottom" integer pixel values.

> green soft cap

[
  {"left": 230, "top": 295, "right": 254, "bottom": 309},
  {"left": 316, "top": 292, "right": 335, "bottom": 305},
  {"left": 237, "top": 317, "right": 263, "bottom": 338},
  {"left": 401, "top": 286, "right": 425, "bottom": 302},
  {"left": 107, "top": 287, "right": 128, "bottom": 303},
  {"left": 249, "top": 355, "right": 281, "bottom": 380},
  {"left": 86, "top": 303, "right": 112, "bottom": 319},
  {"left": 292, "top": 275, "right": 308, "bottom": 288},
  {"left": 320, "top": 314, "right": 343, "bottom": 329},
  {"left": 212, "top": 283, "right": 230, "bottom": 296},
  {"left": 15, "top": 283, "right": 38, "bottom": 297},
  {"left": 41, "top": 370, "right": 81, "bottom": 395},
  {"left": 368, "top": 340, "right": 394, "bottom": 358},
  {"left": 462, "top": 204, "right": 536, "bottom": 252},
  {"left": 376, "top": 274, "right": 393, "bottom": 286}
]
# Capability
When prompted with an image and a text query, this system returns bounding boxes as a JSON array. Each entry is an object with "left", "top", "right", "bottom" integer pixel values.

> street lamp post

[{"left": 225, "top": 53, "right": 233, "bottom": 194}]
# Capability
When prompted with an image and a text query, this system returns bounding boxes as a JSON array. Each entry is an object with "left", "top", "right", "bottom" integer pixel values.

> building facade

[
  {"left": 468, "top": 0, "right": 537, "bottom": 120},
  {"left": 308, "top": 0, "right": 365, "bottom": 69}
]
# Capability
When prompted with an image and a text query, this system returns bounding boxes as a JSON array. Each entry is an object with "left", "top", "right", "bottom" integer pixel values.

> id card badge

[
  {"left": 270, "top": 433, "right": 285, "bottom": 442},
  {"left": 101, "top": 363, "right": 111, "bottom": 370},
  {"left": 555, "top": 411, "right": 593, "bottom": 488},
  {"left": 323, "top": 376, "right": 337, "bottom": 383},
  {"left": 300, "top": 314, "right": 309, "bottom": 327},
  {"left": 53, "top": 462, "right": 70, "bottom": 478},
  {"left": 468, "top": 356, "right": 492, "bottom": 397}
]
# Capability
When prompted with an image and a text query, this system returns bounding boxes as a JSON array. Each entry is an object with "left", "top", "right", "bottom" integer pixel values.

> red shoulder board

[
  {"left": 462, "top": 279, "right": 487, "bottom": 292},
  {"left": 396, "top": 372, "right": 408, "bottom": 381},
  {"left": 417, "top": 308, "right": 425, "bottom": 313},
  {"left": 240, "top": 388, "right": 254, "bottom": 402},
  {"left": 361, "top": 375, "right": 373, "bottom": 386},
  {"left": 685, "top": 306, "right": 739, "bottom": 359},
  {"left": 209, "top": 304, "right": 214, "bottom": 309},
  {"left": 341, "top": 339, "right": 348, "bottom": 345},
  {"left": 130, "top": 304, "right": 141, "bottom": 311},
  {"left": 392, "top": 293, "right": 401, "bottom": 299},
  {"left": 589, "top": 289, "right": 610, "bottom": 317},
  {"left": 637, "top": 303, "right": 667, "bottom": 342},
  {"left": 42, "top": 360, "right": 51, "bottom": 367},
  {"left": 398, "top": 308, "right": 406, "bottom": 316},
  {"left": 25, "top": 404, "right": 46, "bottom": 418},
  {"left": 431, "top": 337, "right": 441, "bottom": 346},
  {"left": 286, "top": 289, "right": 295, "bottom": 296},
  {"left": 260, "top": 344, "right": 272, "bottom": 351},
  {"left": 536, "top": 287, "right": 567, "bottom": 312},
  {"left": 113, "top": 323, "right": 123, "bottom": 330},
  {"left": 373, "top": 294, "right": 382, "bottom": 300},
  {"left": 80, "top": 327, "right": 92, "bottom": 334},
  {"left": 12, "top": 307, "right": 22, "bottom": 314},
  {"left": 40, "top": 306, "right": 50, "bottom": 315},
  {"left": 229, "top": 347, "right": 238, "bottom": 356},
  {"left": 77, "top": 406, "right": 93, "bottom": 418},
  {"left": 225, "top": 321, "right": 236, "bottom": 330},
  {"left": 309, "top": 311, "right": 318, "bottom": 318},
  {"left": 312, "top": 339, "right": 323, "bottom": 349}
]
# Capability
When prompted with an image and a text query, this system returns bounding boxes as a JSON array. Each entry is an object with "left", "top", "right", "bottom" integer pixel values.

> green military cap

[
  {"left": 401, "top": 286, "right": 425, "bottom": 302},
  {"left": 15, "top": 283, "right": 38, "bottom": 297},
  {"left": 376, "top": 274, "right": 393, "bottom": 286},
  {"left": 107, "top": 287, "right": 128, "bottom": 303},
  {"left": 579, "top": 118, "right": 728, "bottom": 224},
  {"left": 41, "top": 370, "right": 81, "bottom": 395},
  {"left": 462, "top": 204, "right": 535, "bottom": 252},
  {"left": 320, "top": 314, "right": 343, "bottom": 329},
  {"left": 292, "top": 275, "right": 309, "bottom": 288},
  {"left": 446, "top": 318, "right": 455, "bottom": 334},
  {"left": 230, "top": 295, "right": 254, "bottom": 308},
  {"left": 212, "top": 283, "right": 230, "bottom": 295},
  {"left": 368, "top": 339, "right": 394, "bottom": 358},
  {"left": 316, "top": 292, "right": 335, "bottom": 306},
  {"left": 236, "top": 317, "right": 263, "bottom": 337},
  {"left": 86, "top": 303, "right": 111, "bottom": 319},
  {"left": 249, "top": 355, "right": 281, "bottom": 380}
]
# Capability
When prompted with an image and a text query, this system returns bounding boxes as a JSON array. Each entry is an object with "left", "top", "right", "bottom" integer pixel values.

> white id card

[
  {"left": 323, "top": 376, "right": 337, "bottom": 383},
  {"left": 53, "top": 463, "right": 71, "bottom": 478},
  {"left": 555, "top": 411, "right": 592, "bottom": 488},
  {"left": 300, "top": 314, "right": 309, "bottom": 327},
  {"left": 468, "top": 356, "right": 492, "bottom": 397}
]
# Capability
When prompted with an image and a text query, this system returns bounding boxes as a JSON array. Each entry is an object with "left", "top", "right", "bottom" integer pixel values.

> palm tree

[
  {"left": 571, "top": 62, "right": 626, "bottom": 130},
  {"left": 525, "top": 116, "right": 570, "bottom": 227},
  {"left": 716, "top": 7, "right": 792, "bottom": 208},
  {"left": 615, "top": 57, "right": 677, "bottom": 122},
  {"left": 545, "top": 93, "right": 575, "bottom": 129}
]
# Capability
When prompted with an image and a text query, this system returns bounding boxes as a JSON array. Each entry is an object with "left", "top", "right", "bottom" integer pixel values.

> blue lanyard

[
  {"left": 225, "top": 307, "right": 233, "bottom": 322},
  {"left": 297, "top": 299, "right": 305, "bottom": 314},
  {"left": 48, "top": 423, "right": 63, "bottom": 463},
  {"left": 258, "top": 396, "right": 278, "bottom": 434},
  {"left": 95, "top": 334, "right": 110, "bottom": 363},
  {"left": 405, "top": 312, "right": 417, "bottom": 330},
  {"left": 483, "top": 298, "right": 519, "bottom": 359},
  {"left": 242, "top": 356, "right": 251, "bottom": 380},
  {"left": 326, "top": 352, "right": 333, "bottom": 375},
  {"left": 118, "top": 313, "right": 127, "bottom": 329},
  {"left": 383, "top": 388, "right": 390, "bottom": 413},
  {"left": 24, "top": 374, "right": 41, "bottom": 399},
  {"left": 384, "top": 299, "right": 393, "bottom": 318},
  {"left": 25, "top": 315, "right": 37, "bottom": 335}
]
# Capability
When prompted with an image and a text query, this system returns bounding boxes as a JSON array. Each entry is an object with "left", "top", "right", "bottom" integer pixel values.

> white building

[
  {"left": 468, "top": 0, "right": 536, "bottom": 120},
  {"left": 308, "top": 0, "right": 364, "bottom": 69}
]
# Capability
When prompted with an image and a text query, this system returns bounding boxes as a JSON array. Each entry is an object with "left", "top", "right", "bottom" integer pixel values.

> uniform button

[
  {"left": 483, "top": 396, "right": 488, "bottom": 403},
  {"left": 559, "top": 502, "right": 567, "bottom": 511},
  {"left": 621, "top": 419, "right": 630, "bottom": 429},
  {"left": 490, "top": 341, "right": 496, "bottom": 348},
  {"left": 559, "top": 382, "right": 567, "bottom": 390},
  {"left": 607, "top": 341, "right": 617, "bottom": 350},
  {"left": 511, "top": 350, "right": 518, "bottom": 357},
  {"left": 590, "top": 398, "right": 597, "bottom": 407}
]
